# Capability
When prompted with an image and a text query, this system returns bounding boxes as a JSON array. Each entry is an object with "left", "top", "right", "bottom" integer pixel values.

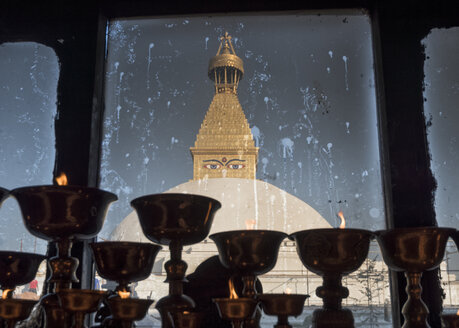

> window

[
  {"left": 100, "top": 12, "right": 390, "bottom": 327},
  {"left": 423, "top": 27, "right": 459, "bottom": 312},
  {"left": 0, "top": 42, "right": 58, "bottom": 294},
  {"left": 0, "top": 42, "right": 58, "bottom": 254}
]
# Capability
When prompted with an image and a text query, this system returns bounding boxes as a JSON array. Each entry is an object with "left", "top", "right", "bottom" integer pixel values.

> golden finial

[
  {"left": 208, "top": 32, "right": 244, "bottom": 94},
  {"left": 216, "top": 32, "right": 236, "bottom": 55}
]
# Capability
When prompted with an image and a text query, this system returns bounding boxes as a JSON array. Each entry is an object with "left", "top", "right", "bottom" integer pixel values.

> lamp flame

[
  {"left": 285, "top": 287, "right": 292, "bottom": 295},
  {"left": 245, "top": 219, "right": 256, "bottom": 230},
  {"left": 55, "top": 173, "right": 68, "bottom": 186},
  {"left": 456, "top": 309, "right": 459, "bottom": 316},
  {"left": 118, "top": 289, "right": 130, "bottom": 299},
  {"left": 338, "top": 211, "right": 346, "bottom": 229},
  {"left": 2, "top": 289, "right": 12, "bottom": 299},
  {"left": 228, "top": 277, "right": 238, "bottom": 299}
]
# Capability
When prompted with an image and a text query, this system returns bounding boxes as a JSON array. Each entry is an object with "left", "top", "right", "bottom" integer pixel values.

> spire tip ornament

[{"left": 208, "top": 32, "right": 244, "bottom": 94}]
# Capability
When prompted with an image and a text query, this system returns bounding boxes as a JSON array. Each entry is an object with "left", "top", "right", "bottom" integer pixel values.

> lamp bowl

[
  {"left": 210, "top": 230, "right": 287, "bottom": 276},
  {"left": 131, "top": 193, "right": 221, "bottom": 246},
  {"left": 375, "top": 227, "right": 454, "bottom": 272},
  {"left": 58, "top": 289, "right": 106, "bottom": 313},
  {"left": 11, "top": 185, "right": 117, "bottom": 240},
  {"left": 290, "top": 228, "right": 373, "bottom": 276},
  {"left": 0, "top": 299, "right": 38, "bottom": 321},
  {"left": 213, "top": 298, "right": 258, "bottom": 321},
  {"left": 170, "top": 310, "right": 205, "bottom": 328},
  {"left": 90, "top": 242, "right": 161, "bottom": 286},
  {"left": 107, "top": 297, "right": 154, "bottom": 322},
  {"left": 258, "top": 293, "right": 309, "bottom": 317},
  {"left": 0, "top": 251, "right": 46, "bottom": 290},
  {"left": 441, "top": 314, "right": 459, "bottom": 328}
]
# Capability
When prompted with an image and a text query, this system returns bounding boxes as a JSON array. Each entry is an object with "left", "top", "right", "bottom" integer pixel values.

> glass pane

[
  {"left": 101, "top": 13, "right": 389, "bottom": 327},
  {"left": 0, "top": 42, "right": 58, "bottom": 295},
  {"left": 423, "top": 28, "right": 459, "bottom": 312}
]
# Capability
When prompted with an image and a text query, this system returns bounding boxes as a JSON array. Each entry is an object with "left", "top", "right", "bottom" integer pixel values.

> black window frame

[{"left": 2, "top": 1, "right": 458, "bottom": 327}]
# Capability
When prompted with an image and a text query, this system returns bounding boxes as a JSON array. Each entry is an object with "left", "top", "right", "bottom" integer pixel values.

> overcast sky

[{"left": 0, "top": 42, "right": 57, "bottom": 253}]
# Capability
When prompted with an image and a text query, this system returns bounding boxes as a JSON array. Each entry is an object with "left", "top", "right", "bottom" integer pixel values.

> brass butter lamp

[
  {"left": 107, "top": 296, "right": 154, "bottom": 328},
  {"left": 0, "top": 251, "right": 46, "bottom": 296},
  {"left": 57, "top": 289, "right": 106, "bottom": 328},
  {"left": 169, "top": 310, "right": 204, "bottom": 328},
  {"left": 210, "top": 230, "right": 287, "bottom": 328},
  {"left": 213, "top": 297, "right": 259, "bottom": 328},
  {"left": 0, "top": 251, "right": 46, "bottom": 328},
  {"left": 131, "top": 193, "right": 221, "bottom": 328},
  {"left": 11, "top": 185, "right": 117, "bottom": 290},
  {"left": 90, "top": 241, "right": 161, "bottom": 294},
  {"left": 441, "top": 313, "right": 459, "bottom": 328},
  {"left": 258, "top": 293, "right": 309, "bottom": 328},
  {"left": 290, "top": 228, "right": 373, "bottom": 328},
  {"left": 91, "top": 242, "right": 162, "bottom": 328},
  {"left": 0, "top": 299, "right": 38, "bottom": 328},
  {"left": 376, "top": 227, "right": 454, "bottom": 328},
  {"left": 11, "top": 184, "right": 117, "bottom": 328},
  {"left": 210, "top": 230, "right": 287, "bottom": 298}
]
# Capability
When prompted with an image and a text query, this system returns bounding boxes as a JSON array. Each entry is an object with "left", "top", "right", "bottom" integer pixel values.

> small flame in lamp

[
  {"left": 118, "top": 289, "right": 130, "bottom": 299},
  {"left": 285, "top": 287, "right": 292, "bottom": 295},
  {"left": 2, "top": 289, "right": 12, "bottom": 299},
  {"left": 456, "top": 309, "right": 459, "bottom": 316},
  {"left": 228, "top": 278, "right": 238, "bottom": 299},
  {"left": 338, "top": 211, "right": 346, "bottom": 229},
  {"left": 55, "top": 173, "right": 68, "bottom": 186},
  {"left": 245, "top": 219, "right": 256, "bottom": 230}
]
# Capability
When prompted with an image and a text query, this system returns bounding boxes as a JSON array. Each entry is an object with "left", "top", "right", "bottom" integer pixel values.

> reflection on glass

[
  {"left": 101, "top": 13, "right": 389, "bottom": 326},
  {"left": 423, "top": 27, "right": 459, "bottom": 311}
]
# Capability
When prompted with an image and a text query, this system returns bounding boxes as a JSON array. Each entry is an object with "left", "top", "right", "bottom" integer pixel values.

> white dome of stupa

[{"left": 111, "top": 178, "right": 330, "bottom": 242}]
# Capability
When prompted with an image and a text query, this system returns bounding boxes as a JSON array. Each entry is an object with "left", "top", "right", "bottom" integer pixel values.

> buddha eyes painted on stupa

[
  {"left": 228, "top": 164, "right": 244, "bottom": 170},
  {"left": 203, "top": 159, "right": 246, "bottom": 170},
  {"left": 204, "top": 163, "right": 221, "bottom": 170}
]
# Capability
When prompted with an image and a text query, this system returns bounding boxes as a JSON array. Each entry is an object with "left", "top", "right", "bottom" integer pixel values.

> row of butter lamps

[{"left": 0, "top": 184, "right": 458, "bottom": 328}]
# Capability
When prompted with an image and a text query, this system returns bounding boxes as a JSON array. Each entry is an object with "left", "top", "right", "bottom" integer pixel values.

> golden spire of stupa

[{"left": 190, "top": 32, "right": 259, "bottom": 180}]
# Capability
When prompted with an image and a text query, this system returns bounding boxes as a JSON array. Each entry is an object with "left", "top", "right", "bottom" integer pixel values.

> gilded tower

[{"left": 190, "top": 33, "right": 259, "bottom": 180}]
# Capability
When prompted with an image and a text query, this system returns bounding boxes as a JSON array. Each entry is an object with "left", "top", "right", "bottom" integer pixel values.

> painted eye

[
  {"left": 204, "top": 164, "right": 221, "bottom": 169},
  {"left": 228, "top": 164, "right": 244, "bottom": 169}
]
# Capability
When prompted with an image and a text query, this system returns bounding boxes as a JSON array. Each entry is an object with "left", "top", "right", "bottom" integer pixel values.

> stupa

[{"left": 111, "top": 33, "right": 335, "bottom": 304}]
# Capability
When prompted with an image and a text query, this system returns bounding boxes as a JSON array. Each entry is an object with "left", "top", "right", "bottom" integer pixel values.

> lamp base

[{"left": 312, "top": 308, "right": 354, "bottom": 328}]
